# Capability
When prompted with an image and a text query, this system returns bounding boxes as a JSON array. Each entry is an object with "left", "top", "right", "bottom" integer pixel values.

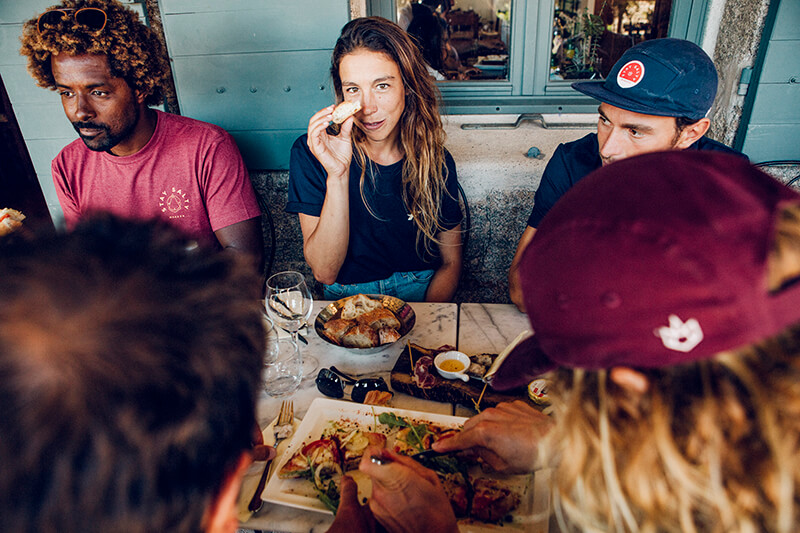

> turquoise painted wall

[
  {"left": 159, "top": 0, "right": 349, "bottom": 169},
  {"left": 740, "top": 0, "right": 800, "bottom": 161}
]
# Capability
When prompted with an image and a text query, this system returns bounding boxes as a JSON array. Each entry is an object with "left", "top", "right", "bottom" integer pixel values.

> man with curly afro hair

[{"left": 19, "top": 0, "right": 263, "bottom": 270}]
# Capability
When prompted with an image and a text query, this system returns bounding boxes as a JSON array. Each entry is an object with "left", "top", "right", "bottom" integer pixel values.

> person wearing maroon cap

[
  {"left": 508, "top": 38, "right": 747, "bottom": 311},
  {"left": 356, "top": 151, "right": 800, "bottom": 532}
]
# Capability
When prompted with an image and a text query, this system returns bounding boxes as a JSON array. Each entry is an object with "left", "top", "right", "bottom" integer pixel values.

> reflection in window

[
  {"left": 550, "top": 0, "right": 672, "bottom": 81},
  {"left": 398, "top": 0, "right": 511, "bottom": 81}
]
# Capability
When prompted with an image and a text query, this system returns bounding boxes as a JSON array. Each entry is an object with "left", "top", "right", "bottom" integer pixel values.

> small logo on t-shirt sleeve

[
  {"left": 159, "top": 187, "right": 189, "bottom": 219},
  {"left": 617, "top": 60, "right": 645, "bottom": 89}
]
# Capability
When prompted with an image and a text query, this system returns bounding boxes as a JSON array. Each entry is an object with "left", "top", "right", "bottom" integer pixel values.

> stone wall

[
  {"left": 251, "top": 168, "right": 538, "bottom": 304},
  {"left": 707, "top": 0, "right": 772, "bottom": 146}
]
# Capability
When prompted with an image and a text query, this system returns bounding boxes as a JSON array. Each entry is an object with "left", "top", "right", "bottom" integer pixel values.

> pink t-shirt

[{"left": 52, "top": 110, "right": 260, "bottom": 246}]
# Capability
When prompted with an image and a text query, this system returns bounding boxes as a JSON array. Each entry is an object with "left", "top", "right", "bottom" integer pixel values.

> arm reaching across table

[
  {"left": 432, "top": 400, "right": 551, "bottom": 475},
  {"left": 358, "top": 449, "right": 459, "bottom": 533},
  {"left": 327, "top": 476, "right": 377, "bottom": 533}
]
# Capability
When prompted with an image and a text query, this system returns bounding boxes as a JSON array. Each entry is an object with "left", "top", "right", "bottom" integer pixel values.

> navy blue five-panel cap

[{"left": 572, "top": 38, "right": 718, "bottom": 121}]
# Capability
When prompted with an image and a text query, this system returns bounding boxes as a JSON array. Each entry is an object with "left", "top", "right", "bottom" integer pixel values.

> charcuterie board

[{"left": 390, "top": 343, "right": 537, "bottom": 410}]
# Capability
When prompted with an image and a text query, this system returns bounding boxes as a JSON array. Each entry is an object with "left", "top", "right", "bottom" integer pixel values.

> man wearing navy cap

[{"left": 508, "top": 38, "right": 746, "bottom": 310}]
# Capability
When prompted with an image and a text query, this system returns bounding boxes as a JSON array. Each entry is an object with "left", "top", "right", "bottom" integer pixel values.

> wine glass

[
  {"left": 263, "top": 320, "right": 280, "bottom": 360},
  {"left": 263, "top": 337, "right": 302, "bottom": 398},
  {"left": 265, "top": 271, "right": 318, "bottom": 378}
]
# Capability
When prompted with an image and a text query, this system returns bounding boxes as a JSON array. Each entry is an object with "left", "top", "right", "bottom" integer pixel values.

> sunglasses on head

[
  {"left": 315, "top": 366, "right": 391, "bottom": 404},
  {"left": 37, "top": 7, "right": 107, "bottom": 33}
]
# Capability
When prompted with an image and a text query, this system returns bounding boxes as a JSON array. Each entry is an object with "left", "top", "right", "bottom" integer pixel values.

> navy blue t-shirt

[
  {"left": 527, "top": 133, "right": 747, "bottom": 228},
  {"left": 287, "top": 135, "right": 462, "bottom": 285}
]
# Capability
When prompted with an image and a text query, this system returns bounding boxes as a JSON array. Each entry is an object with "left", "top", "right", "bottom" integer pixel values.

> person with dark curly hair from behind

[
  {"left": 19, "top": 0, "right": 263, "bottom": 272},
  {"left": 0, "top": 215, "right": 376, "bottom": 533}
]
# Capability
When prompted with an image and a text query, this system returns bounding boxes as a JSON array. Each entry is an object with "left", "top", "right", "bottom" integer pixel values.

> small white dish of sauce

[{"left": 434, "top": 351, "right": 471, "bottom": 382}]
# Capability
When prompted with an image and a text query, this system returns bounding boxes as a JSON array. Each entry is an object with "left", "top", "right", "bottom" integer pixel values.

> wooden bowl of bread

[{"left": 315, "top": 294, "right": 415, "bottom": 352}]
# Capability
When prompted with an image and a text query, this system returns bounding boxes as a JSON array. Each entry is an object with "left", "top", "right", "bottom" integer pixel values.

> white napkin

[{"left": 483, "top": 329, "right": 534, "bottom": 383}]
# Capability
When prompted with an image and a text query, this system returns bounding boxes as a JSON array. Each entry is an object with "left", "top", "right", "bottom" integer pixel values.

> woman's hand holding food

[
  {"left": 300, "top": 104, "right": 359, "bottom": 284},
  {"left": 307, "top": 104, "right": 355, "bottom": 183},
  {"left": 359, "top": 449, "right": 459, "bottom": 533},
  {"left": 432, "top": 400, "right": 551, "bottom": 474}
]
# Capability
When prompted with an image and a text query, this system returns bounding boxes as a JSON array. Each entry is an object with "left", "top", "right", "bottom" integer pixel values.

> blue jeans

[{"left": 323, "top": 270, "right": 435, "bottom": 302}]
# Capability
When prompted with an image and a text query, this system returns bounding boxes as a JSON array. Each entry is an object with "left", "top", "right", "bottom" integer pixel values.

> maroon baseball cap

[{"left": 490, "top": 151, "right": 800, "bottom": 390}]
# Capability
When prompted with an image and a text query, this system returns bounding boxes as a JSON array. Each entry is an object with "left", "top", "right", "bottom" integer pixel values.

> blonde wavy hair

[
  {"left": 19, "top": 0, "right": 169, "bottom": 107},
  {"left": 330, "top": 17, "right": 452, "bottom": 253},
  {"left": 543, "top": 204, "right": 800, "bottom": 533}
]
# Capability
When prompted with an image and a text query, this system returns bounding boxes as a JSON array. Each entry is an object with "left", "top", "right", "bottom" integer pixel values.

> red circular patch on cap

[{"left": 617, "top": 60, "right": 644, "bottom": 89}]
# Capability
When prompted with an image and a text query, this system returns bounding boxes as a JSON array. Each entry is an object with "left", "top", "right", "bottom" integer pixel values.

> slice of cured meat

[{"left": 412, "top": 355, "right": 440, "bottom": 389}]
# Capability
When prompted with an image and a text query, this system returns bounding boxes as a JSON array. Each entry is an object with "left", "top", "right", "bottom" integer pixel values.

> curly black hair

[{"left": 19, "top": 0, "right": 170, "bottom": 107}]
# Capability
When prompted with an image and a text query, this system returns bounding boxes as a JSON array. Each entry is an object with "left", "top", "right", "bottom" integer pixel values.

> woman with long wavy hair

[{"left": 287, "top": 17, "right": 462, "bottom": 302}]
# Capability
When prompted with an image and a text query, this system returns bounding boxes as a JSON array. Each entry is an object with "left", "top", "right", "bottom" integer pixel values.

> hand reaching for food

[
  {"left": 359, "top": 449, "right": 459, "bottom": 533},
  {"left": 431, "top": 400, "right": 551, "bottom": 475},
  {"left": 326, "top": 476, "right": 377, "bottom": 533}
]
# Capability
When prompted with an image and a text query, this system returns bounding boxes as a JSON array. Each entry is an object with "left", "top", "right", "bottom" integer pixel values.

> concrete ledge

[
  {"left": 442, "top": 114, "right": 592, "bottom": 302},
  {"left": 443, "top": 114, "right": 593, "bottom": 194}
]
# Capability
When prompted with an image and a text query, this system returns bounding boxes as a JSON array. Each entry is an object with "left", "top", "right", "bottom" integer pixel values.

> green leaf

[
  {"left": 378, "top": 412, "right": 409, "bottom": 428},
  {"left": 406, "top": 423, "right": 431, "bottom": 452}
]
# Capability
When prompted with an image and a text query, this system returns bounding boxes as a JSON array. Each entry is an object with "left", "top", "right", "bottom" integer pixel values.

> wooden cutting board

[{"left": 390, "top": 343, "right": 540, "bottom": 410}]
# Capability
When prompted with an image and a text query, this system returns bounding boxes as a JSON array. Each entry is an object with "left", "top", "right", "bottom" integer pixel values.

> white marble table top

[
  {"left": 456, "top": 304, "right": 530, "bottom": 418},
  {"left": 242, "top": 300, "right": 457, "bottom": 532},
  {"left": 458, "top": 303, "right": 530, "bottom": 356},
  {"left": 241, "top": 303, "right": 539, "bottom": 533}
]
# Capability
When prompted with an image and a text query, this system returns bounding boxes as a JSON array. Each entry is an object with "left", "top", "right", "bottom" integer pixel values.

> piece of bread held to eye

[{"left": 331, "top": 101, "right": 361, "bottom": 124}]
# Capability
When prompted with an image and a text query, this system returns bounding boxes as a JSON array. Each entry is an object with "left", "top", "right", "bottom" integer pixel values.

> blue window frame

[{"left": 368, "top": 0, "right": 711, "bottom": 114}]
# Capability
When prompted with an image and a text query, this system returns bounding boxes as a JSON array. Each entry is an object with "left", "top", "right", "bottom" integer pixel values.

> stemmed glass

[
  {"left": 265, "top": 271, "right": 318, "bottom": 378},
  {"left": 263, "top": 334, "right": 302, "bottom": 398}
]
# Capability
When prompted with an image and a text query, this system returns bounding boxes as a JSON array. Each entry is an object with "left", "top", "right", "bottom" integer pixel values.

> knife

[
  {"left": 370, "top": 449, "right": 455, "bottom": 466},
  {"left": 247, "top": 446, "right": 277, "bottom": 512},
  {"left": 411, "top": 448, "right": 455, "bottom": 461}
]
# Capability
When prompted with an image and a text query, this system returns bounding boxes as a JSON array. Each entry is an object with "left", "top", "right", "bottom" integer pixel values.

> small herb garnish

[
  {"left": 314, "top": 478, "right": 340, "bottom": 512},
  {"left": 307, "top": 455, "right": 340, "bottom": 512},
  {"left": 378, "top": 412, "right": 430, "bottom": 452},
  {"left": 377, "top": 412, "right": 408, "bottom": 428}
]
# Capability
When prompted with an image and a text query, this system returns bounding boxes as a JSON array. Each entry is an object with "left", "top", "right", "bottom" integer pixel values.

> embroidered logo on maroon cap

[
  {"left": 655, "top": 314, "right": 704, "bottom": 353},
  {"left": 617, "top": 60, "right": 644, "bottom": 89}
]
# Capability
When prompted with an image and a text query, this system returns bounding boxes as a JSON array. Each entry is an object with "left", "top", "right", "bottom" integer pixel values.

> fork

[
  {"left": 248, "top": 400, "right": 295, "bottom": 512},
  {"left": 273, "top": 400, "right": 294, "bottom": 443}
]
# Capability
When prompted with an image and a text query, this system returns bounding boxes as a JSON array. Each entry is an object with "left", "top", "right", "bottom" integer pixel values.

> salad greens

[
  {"left": 314, "top": 478, "right": 340, "bottom": 512},
  {"left": 307, "top": 456, "right": 340, "bottom": 512},
  {"left": 377, "top": 412, "right": 431, "bottom": 452}
]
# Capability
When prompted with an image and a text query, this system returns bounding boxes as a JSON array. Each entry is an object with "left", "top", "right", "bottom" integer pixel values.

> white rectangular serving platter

[{"left": 263, "top": 398, "right": 546, "bottom": 532}]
